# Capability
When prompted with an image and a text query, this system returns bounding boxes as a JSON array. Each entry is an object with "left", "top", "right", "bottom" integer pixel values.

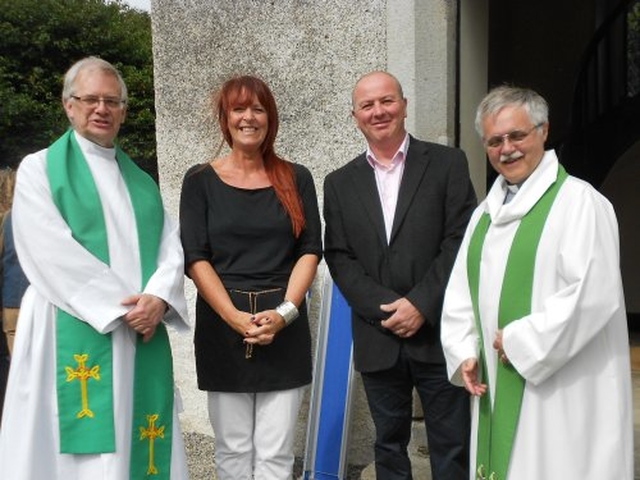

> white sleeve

[
  {"left": 441, "top": 208, "right": 484, "bottom": 385},
  {"left": 504, "top": 183, "right": 625, "bottom": 385},
  {"left": 143, "top": 211, "right": 189, "bottom": 331}
]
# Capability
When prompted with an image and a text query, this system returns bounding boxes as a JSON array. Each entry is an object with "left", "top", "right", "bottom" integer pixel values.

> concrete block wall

[{"left": 152, "top": 0, "right": 458, "bottom": 468}]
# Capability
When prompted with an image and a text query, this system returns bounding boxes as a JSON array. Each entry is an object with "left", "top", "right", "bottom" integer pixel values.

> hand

[
  {"left": 224, "top": 310, "right": 257, "bottom": 337},
  {"left": 461, "top": 358, "right": 487, "bottom": 396},
  {"left": 243, "top": 310, "right": 284, "bottom": 346},
  {"left": 122, "top": 294, "right": 166, "bottom": 342},
  {"left": 493, "top": 329, "right": 509, "bottom": 365},
  {"left": 379, "top": 298, "right": 425, "bottom": 338}
]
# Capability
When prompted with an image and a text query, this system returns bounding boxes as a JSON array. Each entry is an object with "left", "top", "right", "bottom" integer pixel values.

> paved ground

[
  {"left": 180, "top": 373, "right": 640, "bottom": 479},
  {"left": 175, "top": 319, "right": 640, "bottom": 479}
]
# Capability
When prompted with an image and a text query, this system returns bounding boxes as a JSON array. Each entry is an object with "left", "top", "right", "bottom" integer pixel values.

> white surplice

[
  {"left": 0, "top": 132, "right": 190, "bottom": 479},
  {"left": 441, "top": 150, "right": 633, "bottom": 480}
]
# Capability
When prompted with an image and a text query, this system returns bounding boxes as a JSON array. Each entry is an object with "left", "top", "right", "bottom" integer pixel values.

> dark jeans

[
  {"left": 361, "top": 344, "right": 470, "bottom": 480},
  {"left": 0, "top": 329, "right": 9, "bottom": 427}
]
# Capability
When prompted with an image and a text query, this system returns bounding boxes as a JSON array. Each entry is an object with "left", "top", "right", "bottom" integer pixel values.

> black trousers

[{"left": 361, "top": 344, "right": 470, "bottom": 480}]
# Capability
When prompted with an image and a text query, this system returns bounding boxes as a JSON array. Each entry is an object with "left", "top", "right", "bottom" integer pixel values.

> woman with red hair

[{"left": 180, "top": 75, "right": 322, "bottom": 479}]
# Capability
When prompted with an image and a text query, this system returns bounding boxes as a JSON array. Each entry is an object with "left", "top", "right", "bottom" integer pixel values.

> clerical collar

[
  {"left": 74, "top": 130, "right": 116, "bottom": 158},
  {"left": 504, "top": 182, "right": 523, "bottom": 204}
]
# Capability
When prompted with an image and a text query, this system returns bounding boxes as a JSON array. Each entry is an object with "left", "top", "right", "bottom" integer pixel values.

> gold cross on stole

[
  {"left": 139, "top": 413, "right": 165, "bottom": 475},
  {"left": 65, "top": 353, "right": 101, "bottom": 418}
]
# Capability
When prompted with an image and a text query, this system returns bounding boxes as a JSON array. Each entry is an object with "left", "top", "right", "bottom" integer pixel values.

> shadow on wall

[{"left": 600, "top": 140, "right": 640, "bottom": 321}]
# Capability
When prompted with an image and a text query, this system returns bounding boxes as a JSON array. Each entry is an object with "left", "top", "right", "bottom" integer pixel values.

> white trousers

[{"left": 207, "top": 387, "right": 305, "bottom": 480}]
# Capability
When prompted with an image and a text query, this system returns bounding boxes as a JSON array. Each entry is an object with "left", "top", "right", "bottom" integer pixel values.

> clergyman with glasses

[
  {"left": 0, "top": 56, "right": 191, "bottom": 479},
  {"left": 441, "top": 85, "right": 633, "bottom": 480}
]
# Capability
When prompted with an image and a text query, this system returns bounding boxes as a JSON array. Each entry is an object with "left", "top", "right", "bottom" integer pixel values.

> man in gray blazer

[{"left": 324, "top": 71, "right": 476, "bottom": 480}]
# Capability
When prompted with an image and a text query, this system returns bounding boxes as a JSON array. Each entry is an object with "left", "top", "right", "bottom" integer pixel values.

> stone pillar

[
  {"left": 152, "top": 0, "right": 459, "bottom": 471},
  {"left": 388, "top": 0, "right": 458, "bottom": 144}
]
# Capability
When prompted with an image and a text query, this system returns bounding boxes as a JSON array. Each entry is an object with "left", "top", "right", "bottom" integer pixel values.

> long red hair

[{"left": 215, "top": 76, "right": 305, "bottom": 237}]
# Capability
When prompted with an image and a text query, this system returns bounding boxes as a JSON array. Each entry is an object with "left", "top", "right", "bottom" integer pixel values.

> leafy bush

[{"left": 0, "top": 0, "right": 157, "bottom": 179}]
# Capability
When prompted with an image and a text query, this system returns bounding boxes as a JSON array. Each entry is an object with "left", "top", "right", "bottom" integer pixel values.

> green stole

[
  {"left": 47, "top": 130, "right": 174, "bottom": 478},
  {"left": 467, "top": 165, "right": 567, "bottom": 480}
]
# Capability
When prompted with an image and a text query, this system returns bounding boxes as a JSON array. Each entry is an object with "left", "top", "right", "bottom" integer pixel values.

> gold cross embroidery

[
  {"left": 140, "top": 413, "right": 165, "bottom": 475},
  {"left": 65, "top": 353, "right": 101, "bottom": 419}
]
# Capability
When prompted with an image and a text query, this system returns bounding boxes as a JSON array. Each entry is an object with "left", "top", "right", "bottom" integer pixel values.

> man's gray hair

[
  {"left": 475, "top": 85, "right": 548, "bottom": 138},
  {"left": 62, "top": 56, "right": 128, "bottom": 103}
]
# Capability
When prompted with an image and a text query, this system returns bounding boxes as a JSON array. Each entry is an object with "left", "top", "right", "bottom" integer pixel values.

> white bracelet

[{"left": 276, "top": 300, "right": 299, "bottom": 326}]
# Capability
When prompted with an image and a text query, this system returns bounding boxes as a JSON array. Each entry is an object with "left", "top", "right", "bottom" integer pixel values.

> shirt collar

[{"left": 366, "top": 133, "right": 410, "bottom": 170}]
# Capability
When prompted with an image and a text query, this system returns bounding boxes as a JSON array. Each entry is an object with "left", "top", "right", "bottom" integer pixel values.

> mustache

[{"left": 499, "top": 151, "right": 524, "bottom": 163}]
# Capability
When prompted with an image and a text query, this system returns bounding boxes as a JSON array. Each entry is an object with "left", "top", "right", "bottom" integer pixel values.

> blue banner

[{"left": 303, "top": 274, "right": 355, "bottom": 480}]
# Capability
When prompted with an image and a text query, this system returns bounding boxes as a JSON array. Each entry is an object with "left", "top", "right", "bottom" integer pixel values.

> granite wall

[{"left": 152, "top": 0, "right": 459, "bottom": 469}]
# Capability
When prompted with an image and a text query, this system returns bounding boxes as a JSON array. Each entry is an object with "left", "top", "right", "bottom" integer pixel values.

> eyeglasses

[
  {"left": 484, "top": 123, "right": 543, "bottom": 149},
  {"left": 70, "top": 95, "right": 126, "bottom": 109}
]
